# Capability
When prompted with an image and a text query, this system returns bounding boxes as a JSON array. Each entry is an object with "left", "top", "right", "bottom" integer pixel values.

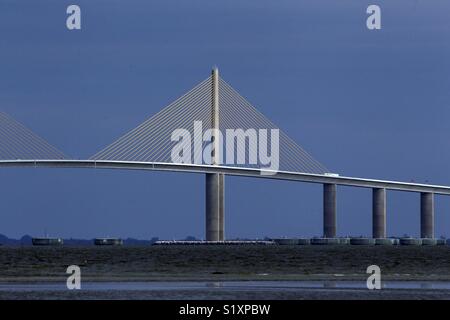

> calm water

[
  {"left": 1, "top": 280, "right": 450, "bottom": 291},
  {"left": 2, "top": 280, "right": 450, "bottom": 299},
  {"left": 2, "top": 245, "right": 450, "bottom": 282}
]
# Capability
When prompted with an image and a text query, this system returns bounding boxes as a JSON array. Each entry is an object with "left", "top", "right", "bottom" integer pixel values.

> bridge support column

[
  {"left": 205, "top": 68, "right": 225, "bottom": 241},
  {"left": 372, "top": 188, "right": 386, "bottom": 238},
  {"left": 420, "top": 192, "right": 434, "bottom": 239},
  {"left": 219, "top": 173, "right": 225, "bottom": 241},
  {"left": 205, "top": 67, "right": 225, "bottom": 241},
  {"left": 206, "top": 173, "right": 225, "bottom": 241},
  {"left": 323, "top": 183, "right": 336, "bottom": 238}
]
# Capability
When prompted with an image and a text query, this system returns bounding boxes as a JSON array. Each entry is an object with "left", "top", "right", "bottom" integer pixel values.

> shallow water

[
  {"left": 2, "top": 246, "right": 450, "bottom": 299},
  {"left": 2, "top": 280, "right": 450, "bottom": 291},
  {"left": 1, "top": 280, "right": 450, "bottom": 299},
  {"left": 2, "top": 245, "right": 450, "bottom": 282}
]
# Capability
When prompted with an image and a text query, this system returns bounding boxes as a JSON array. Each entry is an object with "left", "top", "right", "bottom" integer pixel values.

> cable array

[
  {"left": 0, "top": 112, "right": 67, "bottom": 160},
  {"left": 219, "top": 79, "right": 328, "bottom": 174},
  {"left": 91, "top": 74, "right": 329, "bottom": 174},
  {"left": 91, "top": 77, "right": 213, "bottom": 162}
]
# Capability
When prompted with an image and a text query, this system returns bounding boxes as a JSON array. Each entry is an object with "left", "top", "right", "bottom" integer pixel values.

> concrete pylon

[
  {"left": 205, "top": 67, "right": 225, "bottom": 241},
  {"left": 323, "top": 183, "right": 337, "bottom": 238},
  {"left": 206, "top": 173, "right": 221, "bottom": 241},
  {"left": 218, "top": 173, "right": 225, "bottom": 240},
  {"left": 372, "top": 188, "right": 386, "bottom": 238},
  {"left": 420, "top": 192, "right": 434, "bottom": 239}
]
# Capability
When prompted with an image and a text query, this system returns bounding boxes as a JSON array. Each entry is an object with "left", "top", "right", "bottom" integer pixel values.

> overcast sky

[{"left": 0, "top": 0, "right": 449, "bottom": 239}]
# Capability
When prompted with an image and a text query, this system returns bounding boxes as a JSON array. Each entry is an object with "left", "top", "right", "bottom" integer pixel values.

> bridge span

[
  {"left": 1, "top": 159, "right": 450, "bottom": 195},
  {"left": 1, "top": 159, "right": 449, "bottom": 241}
]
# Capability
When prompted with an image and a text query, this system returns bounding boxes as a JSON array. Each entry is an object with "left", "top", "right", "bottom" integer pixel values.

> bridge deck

[{"left": 1, "top": 160, "right": 450, "bottom": 195}]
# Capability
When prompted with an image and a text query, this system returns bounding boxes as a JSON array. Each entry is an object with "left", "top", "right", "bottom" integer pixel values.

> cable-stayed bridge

[{"left": 1, "top": 68, "right": 449, "bottom": 241}]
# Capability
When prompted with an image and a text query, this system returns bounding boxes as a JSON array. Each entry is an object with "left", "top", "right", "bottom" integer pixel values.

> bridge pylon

[{"left": 205, "top": 67, "right": 225, "bottom": 241}]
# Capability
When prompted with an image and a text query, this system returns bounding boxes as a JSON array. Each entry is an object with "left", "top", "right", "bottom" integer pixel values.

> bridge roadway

[{"left": 1, "top": 159, "right": 450, "bottom": 195}]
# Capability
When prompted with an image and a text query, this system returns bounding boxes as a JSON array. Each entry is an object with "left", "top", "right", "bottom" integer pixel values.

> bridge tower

[{"left": 205, "top": 67, "right": 225, "bottom": 241}]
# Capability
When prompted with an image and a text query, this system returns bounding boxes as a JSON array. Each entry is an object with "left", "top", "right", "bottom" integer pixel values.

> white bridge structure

[{"left": 0, "top": 68, "right": 449, "bottom": 241}]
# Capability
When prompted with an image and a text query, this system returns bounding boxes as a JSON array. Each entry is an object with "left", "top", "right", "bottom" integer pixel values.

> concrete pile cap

[
  {"left": 374, "top": 238, "right": 396, "bottom": 245},
  {"left": 297, "top": 238, "right": 311, "bottom": 245},
  {"left": 421, "top": 238, "right": 437, "bottom": 246},
  {"left": 310, "top": 238, "right": 341, "bottom": 245},
  {"left": 273, "top": 239, "right": 299, "bottom": 245},
  {"left": 349, "top": 238, "right": 376, "bottom": 245},
  {"left": 400, "top": 238, "right": 422, "bottom": 246}
]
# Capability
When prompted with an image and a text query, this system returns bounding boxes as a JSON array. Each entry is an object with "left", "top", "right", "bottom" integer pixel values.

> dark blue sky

[{"left": 0, "top": 0, "right": 449, "bottom": 239}]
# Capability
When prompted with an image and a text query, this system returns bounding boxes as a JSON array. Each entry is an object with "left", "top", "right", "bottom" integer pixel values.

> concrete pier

[
  {"left": 323, "top": 183, "right": 337, "bottom": 238},
  {"left": 206, "top": 173, "right": 222, "bottom": 241},
  {"left": 372, "top": 188, "right": 386, "bottom": 238},
  {"left": 420, "top": 192, "right": 434, "bottom": 238},
  {"left": 218, "top": 173, "right": 225, "bottom": 240},
  {"left": 205, "top": 67, "right": 225, "bottom": 241}
]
